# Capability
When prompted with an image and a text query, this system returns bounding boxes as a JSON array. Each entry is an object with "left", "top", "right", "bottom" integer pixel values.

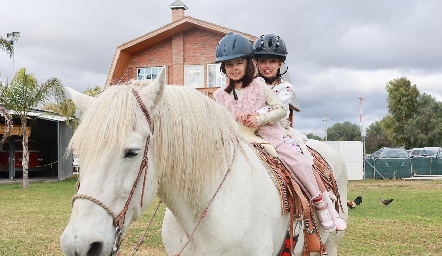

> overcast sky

[{"left": 1, "top": 0, "right": 441, "bottom": 137}]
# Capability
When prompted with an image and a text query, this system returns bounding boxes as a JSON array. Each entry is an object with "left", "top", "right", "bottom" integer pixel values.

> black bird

[
  {"left": 354, "top": 196, "right": 363, "bottom": 206},
  {"left": 347, "top": 196, "right": 363, "bottom": 209},
  {"left": 380, "top": 199, "right": 394, "bottom": 206}
]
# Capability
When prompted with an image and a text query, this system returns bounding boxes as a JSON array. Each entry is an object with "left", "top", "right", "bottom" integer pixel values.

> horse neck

[{"left": 156, "top": 176, "right": 221, "bottom": 232}]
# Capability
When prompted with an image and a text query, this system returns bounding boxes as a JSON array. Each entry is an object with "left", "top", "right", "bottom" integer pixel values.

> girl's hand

[
  {"left": 244, "top": 115, "right": 258, "bottom": 128},
  {"left": 236, "top": 112, "right": 250, "bottom": 123}
]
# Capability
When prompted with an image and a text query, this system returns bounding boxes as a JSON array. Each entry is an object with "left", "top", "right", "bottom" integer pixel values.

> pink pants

[{"left": 275, "top": 143, "right": 320, "bottom": 200}]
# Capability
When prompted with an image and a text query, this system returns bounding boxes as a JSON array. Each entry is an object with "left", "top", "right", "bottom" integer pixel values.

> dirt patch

[{"left": 348, "top": 179, "right": 442, "bottom": 191}]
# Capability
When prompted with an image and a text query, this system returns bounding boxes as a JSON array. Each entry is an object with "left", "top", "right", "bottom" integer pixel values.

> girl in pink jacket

[{"left": 214, "top": 32, "right": 336, "bottom": 232}]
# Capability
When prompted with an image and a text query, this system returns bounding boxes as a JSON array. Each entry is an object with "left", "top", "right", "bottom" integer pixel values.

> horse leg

[
  {"left": 305, "top": 139, "right": 348, "bottom": 256},
  {"left": 324, "top": 230, "right": 345, "bottom": 256},
  {"left": 162, "top": 208, "right": 190, "bottom": 255}
]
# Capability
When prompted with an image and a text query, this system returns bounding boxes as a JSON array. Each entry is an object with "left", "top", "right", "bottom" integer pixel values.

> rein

[
  {"left": 71, "top": 88, "right": 153, "bottom": 256},
  {"left": 71, "top": 88, "right": 231, "bottom": 255}
]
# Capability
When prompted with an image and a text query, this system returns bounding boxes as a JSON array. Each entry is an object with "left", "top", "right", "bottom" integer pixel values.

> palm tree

[
  {"left": 83, "top": 85, "right": 103, "bottom": 97},
  {"left": 0, "top": 68, "right": 64, "bottom": 188},
  {"left": 42, "top": 85, "right": 103, "bottom": 130},
  {"left": 0, "top": 106, "right": 13, "bottom": 143},
  {"left": 42, "top": 98, "right": 78, "bottom": 129},
  {"left": 0, "top": 37, "right": 14, "bottom": 57}
]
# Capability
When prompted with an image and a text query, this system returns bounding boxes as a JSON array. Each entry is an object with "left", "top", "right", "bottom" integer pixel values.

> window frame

[
  {"left": 184, "top": 65, "right": 204, "bottom": 88},
  {"left": 207, "top": 63, "right": 225, "bottom": 87},
  {"left": 137, "top": 66, "right": 164, "bottom": 81}
]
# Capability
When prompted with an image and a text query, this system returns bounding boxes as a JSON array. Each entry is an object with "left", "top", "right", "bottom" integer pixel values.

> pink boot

[
  {"left": 313, "top": 196, "right": 336, "bottom": 233},
  {"left": 323, "top": 191, "right": 347, "bottom": 231}
]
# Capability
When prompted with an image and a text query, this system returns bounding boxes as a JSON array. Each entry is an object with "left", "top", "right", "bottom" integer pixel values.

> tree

[
  {"left": 405, "top": 93, "right": 442, "bottom": 147},
  {"left": 42, "top": 85, "right": 103, "bottom": 130},
  {"left": 383, "top": 77, "right": 419, "bottom": 147},
  {"left": 306, "top": 133, "right": 322, "bottom": 140},
  {"left": 83, "top": 85, "right": 103, "bottom": 97},
  {"left": 365, "top": 119, "right": 392, "bottom": 153},
  {"left": 326, "top": 121, "right": 361, "bottom": 141},
  {"left": 0, "top": 37, "right": 14, "bottom": 57},
  {"left": 42, "top": 98, "right": 78, "bottom": 129},
  {"left": 0, "top": 68, "right": 64, "bottom": 188}
]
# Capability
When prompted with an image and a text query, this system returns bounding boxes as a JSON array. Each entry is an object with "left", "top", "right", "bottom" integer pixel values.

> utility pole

[
  {"left": 322, "top": 113, "right": 332, "bottom": 141},
  {"left": 7, "top": 32, "right": 20, "bottom": 72},
  {"left": 359, "top": 95, "right": 364, "bottom": 136},
  {"left": 359, "top": 95, "right": 366, "bottom": 178}
]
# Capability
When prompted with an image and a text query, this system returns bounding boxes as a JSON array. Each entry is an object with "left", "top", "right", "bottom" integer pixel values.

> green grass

[
  {"left": 0, "top": 178, "right": 441, "bottom": 255},
  {"left": 340, "top": 179, "right": 442, "bottom": 256}
]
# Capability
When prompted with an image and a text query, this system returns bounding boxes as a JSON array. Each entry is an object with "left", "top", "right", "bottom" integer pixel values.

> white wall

[{"left": 325, "top": 141, "right": 364, "bottom": 180}]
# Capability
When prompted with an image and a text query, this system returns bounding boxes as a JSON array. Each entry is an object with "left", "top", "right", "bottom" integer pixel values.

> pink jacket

[{"left": 214, "top": 77, "right": 285, "bottom": 147}]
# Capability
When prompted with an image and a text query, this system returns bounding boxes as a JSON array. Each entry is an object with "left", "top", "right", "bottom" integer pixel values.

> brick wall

[
  {"left": 172, "top": 9, "right": 185, "bottom": 22},
  {"left": 183, "top": 29, "right": 222, "bottom": 86},
  {"left": 172, "top": 32, "right": 184, "bottom": 85},
  {"left": 124, "top": 28, "right": 223, "bottom": 87}
]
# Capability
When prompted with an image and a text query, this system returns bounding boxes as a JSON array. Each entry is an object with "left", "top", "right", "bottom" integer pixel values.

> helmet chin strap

[
  {"left": 263, "top": 75, "right": 280, "bottom": 84},
  {"left": 280, "top": 64, "right": 288, "bottom": 75},
  {"left": 231, "top": 79, "right": 243, "bottom": 100}
]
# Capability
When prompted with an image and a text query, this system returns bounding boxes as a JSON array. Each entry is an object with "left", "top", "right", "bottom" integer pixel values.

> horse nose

[
  {"left": 87, "top": 242, "right": 103, "bottom": 256},
  {"left": 61, "top": 241, "right": 104, "bottom": 256},
  {"left": 61, "top": 228, "right": 104, "bottom": 256}
]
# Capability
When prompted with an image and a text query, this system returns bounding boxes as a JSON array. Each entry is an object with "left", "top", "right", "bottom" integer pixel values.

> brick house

[{"left": 105, "top": 0, "right": 300, "bottom": 123}]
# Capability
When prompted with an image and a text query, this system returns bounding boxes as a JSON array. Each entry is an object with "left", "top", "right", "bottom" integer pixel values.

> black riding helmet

[
  {"left": 215, "top": 32, "right": 253, "bottom": 63},
  {"left": 253, "top": 34, "right": 288, "bottom": 61}
]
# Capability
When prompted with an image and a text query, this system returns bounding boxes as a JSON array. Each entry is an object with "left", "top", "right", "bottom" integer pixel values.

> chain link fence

[{"left": 364, "top": 158, "right": 442, "bottom": 179}]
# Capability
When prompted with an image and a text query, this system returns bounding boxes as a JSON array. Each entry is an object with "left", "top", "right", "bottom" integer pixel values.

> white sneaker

[
  {"left": 314, "top": 201, "right": 336, "bottom": 233},
  {"left": 332, "top": 216, "right": 347, "bottom": 231}
]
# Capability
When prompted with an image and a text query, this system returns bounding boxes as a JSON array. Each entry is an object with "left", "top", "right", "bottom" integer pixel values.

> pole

[
  {"left": 322, "top": 113, "right": 332, "bottom": 141},
  {"left": 12, "top": 43, "right": 15, "bottom": 72}
]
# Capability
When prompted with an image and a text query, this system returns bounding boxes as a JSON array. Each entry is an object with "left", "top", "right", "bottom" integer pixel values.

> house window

[
  {"left": 207, "top": 64, "right": 225, "bottom": 87},
  {"left": 137, "top": 67, "right": 163, "bottom": 80},
  {"left": 184, "top": 65, "right": 204, "bottom": 88}
]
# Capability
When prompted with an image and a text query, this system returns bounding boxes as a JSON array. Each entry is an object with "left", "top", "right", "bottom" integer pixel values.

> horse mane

[
  {"left": 70, "top": 80, "right": 244, "bottom": 207},
  {"left": 152, "top": 85, "right": 243, "bottom": 206},
  {"left": 68, "top": 84, "right": 143, "bottom": 168}
]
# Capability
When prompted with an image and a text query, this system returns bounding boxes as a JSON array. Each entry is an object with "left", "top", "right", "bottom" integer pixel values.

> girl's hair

[{"left": 220, "top": 57, "right": 256, "bottom": 93}]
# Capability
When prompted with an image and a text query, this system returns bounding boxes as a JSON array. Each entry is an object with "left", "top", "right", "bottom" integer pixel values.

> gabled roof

[
  {"left": 106, "top": 16, "right": 256, "bottom": 85},
  {"left": 104, "top": 15, "right": 301, "bottom": 111}
]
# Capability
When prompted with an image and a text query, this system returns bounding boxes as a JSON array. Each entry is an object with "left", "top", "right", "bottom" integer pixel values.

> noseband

[{"left": 71, "top": 88, "right": 152, "bottom": 256}]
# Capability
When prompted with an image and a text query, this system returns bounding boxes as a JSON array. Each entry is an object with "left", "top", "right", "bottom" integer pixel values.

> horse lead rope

[
  {"left": 71, "top": 136, "right": 150, "bottom": 255},
  {"left": 72, "top": 88, "right": 231, "bottom": 255},
  {"left": 71, "top": 88, "right": 154, "bottom": 256},
  {"left": 175, "top": 166, "right": 232, "bottom": 256},
  {"left": 132, "top": 88, "right": 234, "bottom": 255}
]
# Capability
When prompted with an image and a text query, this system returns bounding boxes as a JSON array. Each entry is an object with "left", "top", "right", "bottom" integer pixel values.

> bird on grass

[
  {"left": 380, "top": 199, "right": 394, "bottom": 206},
  {"left": 347, "top": 196, "right": 363, "bottom": 209}
]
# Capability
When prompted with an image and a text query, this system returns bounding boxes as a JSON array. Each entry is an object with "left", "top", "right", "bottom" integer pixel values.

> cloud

[{"left": 1, "top": 0, "right": 441, "bottom": 138}]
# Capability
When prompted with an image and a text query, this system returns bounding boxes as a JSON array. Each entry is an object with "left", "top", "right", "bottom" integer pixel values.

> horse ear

[
  {"left": 64, "top": 87, "right": 95, "bottom": 113},
  {"left": 140, "top": 66, "right": 166, "bottom": 108}
]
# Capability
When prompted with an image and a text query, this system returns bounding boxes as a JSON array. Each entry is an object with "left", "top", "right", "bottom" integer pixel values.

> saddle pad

[
  {"left": 252, "top": 143, "right": 327, "bottom": 256},
  {"left": 307, "top": 146, "right": 343, "bottom": 212}
]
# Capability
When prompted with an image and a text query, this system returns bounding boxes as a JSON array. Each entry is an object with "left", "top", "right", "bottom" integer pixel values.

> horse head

[{"left": 60, "top": 68, "right": 166, "bottom": 256}]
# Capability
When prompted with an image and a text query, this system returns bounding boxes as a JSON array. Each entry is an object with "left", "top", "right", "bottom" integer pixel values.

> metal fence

[{"left": 364, "top": 158, "right": 442, "bottom": 179}]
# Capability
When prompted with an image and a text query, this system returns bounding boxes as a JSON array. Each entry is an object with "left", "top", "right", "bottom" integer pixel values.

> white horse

[{"left": 60, "top": 68, "right": 348, "bottom": 256}]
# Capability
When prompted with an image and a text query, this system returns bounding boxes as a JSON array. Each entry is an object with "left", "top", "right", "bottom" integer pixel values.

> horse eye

[{"left": 124, "top": 149, "right": 138, "bottom": 158}]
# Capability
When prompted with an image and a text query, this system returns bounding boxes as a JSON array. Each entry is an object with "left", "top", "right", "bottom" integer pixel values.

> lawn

[{"left": 0, "top": 177, "right": 441, "bottom": 255}]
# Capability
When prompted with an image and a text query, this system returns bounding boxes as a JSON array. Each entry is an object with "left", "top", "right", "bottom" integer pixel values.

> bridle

[
  {"left": 70, "top": 88, "right": 232, "bottom": 256},
  {"left": 71, "top": 88, "right": 152, "bottom": 256}
]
